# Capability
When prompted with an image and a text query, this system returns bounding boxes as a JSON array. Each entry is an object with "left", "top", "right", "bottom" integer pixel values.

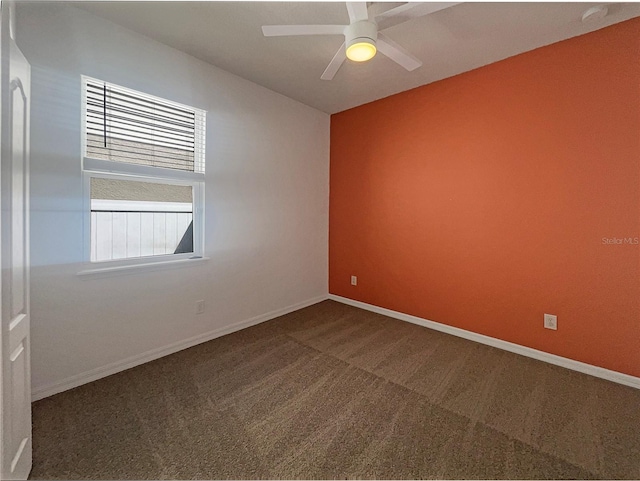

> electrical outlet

[
  {"left": 195, "top": 300, "right": 205, "bottom": 314},
  {"left": 544, "top": 313, "right": 557, "bottom": 330},
  {"left": 351, "top": 275, "right": 357, "bottom": 286}
]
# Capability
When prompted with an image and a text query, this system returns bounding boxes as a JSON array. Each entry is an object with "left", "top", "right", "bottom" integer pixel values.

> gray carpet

[{"left": 30, "top": 300, "right": 640, "bottom": 479}]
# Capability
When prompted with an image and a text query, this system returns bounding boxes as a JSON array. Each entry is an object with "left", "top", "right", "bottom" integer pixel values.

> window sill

[{"left": 77, "top": 256, "right": 209, "bottom": 279}]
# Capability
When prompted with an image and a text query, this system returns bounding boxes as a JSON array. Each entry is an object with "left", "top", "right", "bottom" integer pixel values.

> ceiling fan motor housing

[{"left": 344, "top": 20, "right": 378, "bottom": 49}]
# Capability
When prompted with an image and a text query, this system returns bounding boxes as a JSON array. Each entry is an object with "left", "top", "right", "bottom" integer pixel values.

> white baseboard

[
  {"left": 31, "top": 295, "right": 328, "bottom": 401},
  {"left": 33, "top": 293, "right": 639, "bottom": 401},
  {"left": 328, "top": 294, "right": 640, "bottom": 390}
]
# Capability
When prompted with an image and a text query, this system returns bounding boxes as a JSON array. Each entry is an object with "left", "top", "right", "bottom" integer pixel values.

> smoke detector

[{"left": 582, "top": 5, "right": 608, "bottom": 23}]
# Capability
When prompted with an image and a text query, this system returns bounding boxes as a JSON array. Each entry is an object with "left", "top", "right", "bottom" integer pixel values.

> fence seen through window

[{"left": 90, "top": 178, "right": 194, "bottom": 262}]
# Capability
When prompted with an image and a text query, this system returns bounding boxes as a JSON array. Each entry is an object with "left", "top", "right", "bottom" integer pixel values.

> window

[
  {"left": 82, "top": 77, "right": 206, "bottom": 267},
  {"left": 90, "top": 178, "right": 195, "bottom": 262}
]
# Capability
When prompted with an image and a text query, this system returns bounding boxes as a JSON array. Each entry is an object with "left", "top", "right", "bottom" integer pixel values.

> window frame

[{"left": 80, "top": 76, "right": 206, "bottom": 272}]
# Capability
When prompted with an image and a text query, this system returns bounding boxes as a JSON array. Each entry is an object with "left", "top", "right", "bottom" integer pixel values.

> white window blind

[{"left": 84, "top": 78, "right": 206, "bottom": 173}]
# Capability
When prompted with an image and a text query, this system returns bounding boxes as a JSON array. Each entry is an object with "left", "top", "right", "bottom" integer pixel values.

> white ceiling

[{"left": 73, "top": 2, "right": 640, "bottom": 114}]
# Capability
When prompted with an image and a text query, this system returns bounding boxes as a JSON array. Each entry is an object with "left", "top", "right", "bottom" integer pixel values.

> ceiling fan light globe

[{"left": 346, "top": 41, "right": 377, "bottom": 62}]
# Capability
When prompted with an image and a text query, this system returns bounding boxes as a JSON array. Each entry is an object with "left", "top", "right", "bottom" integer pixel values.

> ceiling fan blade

[
  {"left": 346, "top": 2, "right": 369, "bottom": 23},
  {"left": 321, "top": 43, "right": 347, "bottom": 80},
  {"left": 376, "top": 33, "right": 422, "bottom": 71},
  {"left": 376, "top": 2, "right": 460, "bottom": 31},
  {"left": 262, "top": 25, "right": 346, "bottom": 37}
]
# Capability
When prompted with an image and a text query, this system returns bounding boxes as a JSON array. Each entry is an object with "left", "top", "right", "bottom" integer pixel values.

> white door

[{"left": 1, "top": 1, "right": 32, "bottom": 479}]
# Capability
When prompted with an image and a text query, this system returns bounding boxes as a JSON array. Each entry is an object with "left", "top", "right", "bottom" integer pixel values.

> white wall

[{"left": 15, "top": 3, "right": 329, "bottom": 398}]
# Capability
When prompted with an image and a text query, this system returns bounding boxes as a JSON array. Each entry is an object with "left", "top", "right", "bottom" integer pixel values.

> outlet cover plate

[
  {"left": 196, "top": 300, "right": 205, "bottom": 314},
  {"left": 544, "top": 313, "right": 557, "bottom": 330}
]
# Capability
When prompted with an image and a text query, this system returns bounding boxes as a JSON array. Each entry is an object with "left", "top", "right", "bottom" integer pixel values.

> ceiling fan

[{"left": 262, "top": 2, "right": 459, "bottom": 80}]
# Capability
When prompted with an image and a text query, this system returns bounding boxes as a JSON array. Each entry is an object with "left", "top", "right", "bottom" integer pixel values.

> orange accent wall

[{"left": 329, "top": 18, "right": 640, "bottom": 378}]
